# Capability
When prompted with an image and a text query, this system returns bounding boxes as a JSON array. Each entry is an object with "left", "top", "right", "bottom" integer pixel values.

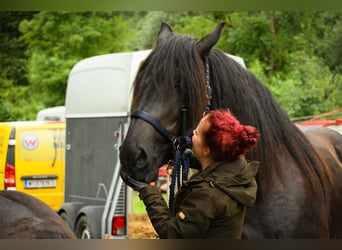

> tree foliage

[
  {"left": 0, "top": 11, "right": 341, "bottom": 121},
  {"left": 0, "top": 11, "right": 38, "bottom": 121},
  {"left": 18, "top": 11, "right": 136, "bottom": 109},
  {"left": 325, "top": 18, "right": 342, "bottom": 74},
  {"left": 223, "top": 11, "right": 342, "bottom": 118}
]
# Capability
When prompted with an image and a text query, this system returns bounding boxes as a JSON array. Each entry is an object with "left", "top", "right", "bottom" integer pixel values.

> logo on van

[{"left": 23, "top": 135, "right": 39, "bottom": 150}]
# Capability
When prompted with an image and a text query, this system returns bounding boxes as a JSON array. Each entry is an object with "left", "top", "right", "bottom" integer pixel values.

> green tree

[
  {"left": 325, "top": 19, "right": 342, "bottom": 74},
  {"left": 0, "top": 11, "right": 38, "bottom": 121},
  {"left": 19, "top": 11, "right": 137, "bottom": 113},
  {"left": 1, "top": 11, "right": 341, "bottom": 121},
  {"left": 129, "top": 11, "right": 231, "bottom": 50},
  {"left": 129, "top": 11, "right": 184, "bottom": 50},
  {"left": 225, "top": 11, "right": 342, "bottom": 118},
  {"left": 0, "top": 12, "right": 37, "bottom": 86}
]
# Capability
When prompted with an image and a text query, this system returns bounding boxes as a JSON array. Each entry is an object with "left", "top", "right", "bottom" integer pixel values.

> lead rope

[
  {"left": 205, "top": 57, "right": 212, "bottom": 113},
  {"left": 168, "top": 57, "right": 212, "bottom": 209},
  {"left": 168, "top": 136, "right": 192, "bottom": 208}
]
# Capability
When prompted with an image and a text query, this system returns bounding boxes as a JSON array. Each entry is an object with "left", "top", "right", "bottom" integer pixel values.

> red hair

[{"left": 203, "top": 109, "right": 259, "bottom": 162}]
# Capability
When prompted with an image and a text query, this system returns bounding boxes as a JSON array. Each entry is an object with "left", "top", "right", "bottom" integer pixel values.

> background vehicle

[
  {"left": 0, "top": 120, "right": 65, "bottom": 211},
  {"left": 296, "top": 108, "right": 342, "bottom": 134},
  {"left": 156, "top": 165, "right": 168, "bottom": 193},
  {"left": 58, "top": 50, "right": 151, "bottom": 239},
  {"left": 36, "top": 106, "right": 65, "bottom": 121}
]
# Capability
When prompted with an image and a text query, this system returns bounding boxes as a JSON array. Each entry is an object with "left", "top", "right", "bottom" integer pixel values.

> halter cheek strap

[
  {"left": 131, "top": 110, "right": 186, "bottom": 150},
  {"left": 130, "top": 110, "right": 192, "bottom": 208},
  {"left": 131, "top": 111, "right": 175, "bottom": 143}
]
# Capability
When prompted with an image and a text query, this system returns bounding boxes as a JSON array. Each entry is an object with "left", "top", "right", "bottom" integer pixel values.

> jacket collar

[{"left": 184, "top": 158, "right": 247, "bottom": 185}]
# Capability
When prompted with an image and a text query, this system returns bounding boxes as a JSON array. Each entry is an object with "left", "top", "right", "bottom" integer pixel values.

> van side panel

[
  {"left": 0, "top": 122, "right": 65, "bottom": 210},
  {"left": 15, "top": 123, "right": 65, "bottom": 210}
]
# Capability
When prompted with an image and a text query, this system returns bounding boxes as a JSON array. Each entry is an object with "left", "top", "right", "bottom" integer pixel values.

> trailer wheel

[{"left": 75, "top": 216, "right": 93, "bottom": 239}]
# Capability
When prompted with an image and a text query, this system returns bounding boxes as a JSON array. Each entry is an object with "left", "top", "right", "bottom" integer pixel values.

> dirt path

[{"left": 128, "top": 213, "right": 158, "bottom": 239}]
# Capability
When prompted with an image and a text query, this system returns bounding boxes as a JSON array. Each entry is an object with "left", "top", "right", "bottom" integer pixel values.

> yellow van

[{"left": 0, "top": 121, "right": 65, "bottom": 210}]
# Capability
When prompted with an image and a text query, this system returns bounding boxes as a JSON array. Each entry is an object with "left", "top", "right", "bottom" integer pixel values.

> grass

[
  {"left": 132, "top": 191, "right": 167, "bottom": 214},
  {"left": 132, "top": 192, "right": 147, "bottom": 213}
]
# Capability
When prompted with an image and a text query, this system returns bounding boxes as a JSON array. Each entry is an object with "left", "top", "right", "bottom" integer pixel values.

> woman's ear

[{"left": 203, "top": 146, "right": 211, "bottom": 157}]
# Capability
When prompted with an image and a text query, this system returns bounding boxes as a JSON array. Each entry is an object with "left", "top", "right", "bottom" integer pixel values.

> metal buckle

[
  {"left": 167, "top": 160, "right": 174, "bottom": 176},
  {"left": 172, "top": 138, "right": 180, "bottom": 150}
]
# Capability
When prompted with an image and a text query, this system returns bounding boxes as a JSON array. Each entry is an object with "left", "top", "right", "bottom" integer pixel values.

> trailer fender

[
  {"left": 58, "top": 202, "right": 84, "bottom": 230},
  {"left": 75, "top": 205, "right": 104, "bottom": 239}
]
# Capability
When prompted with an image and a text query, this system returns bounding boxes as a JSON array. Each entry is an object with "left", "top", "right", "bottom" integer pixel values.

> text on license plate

[{"left": 24, "top": 179, "right": 56, "bottom": 189}]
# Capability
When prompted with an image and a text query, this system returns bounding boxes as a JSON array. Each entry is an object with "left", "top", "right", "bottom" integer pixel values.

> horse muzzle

[{"left": 119, "top": 167, "right": 131, "bottom": 187}]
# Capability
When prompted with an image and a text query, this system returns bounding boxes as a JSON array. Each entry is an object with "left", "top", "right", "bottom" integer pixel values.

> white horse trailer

[{"left": 59, "top": 50, "right": 151, "bottom": 239}]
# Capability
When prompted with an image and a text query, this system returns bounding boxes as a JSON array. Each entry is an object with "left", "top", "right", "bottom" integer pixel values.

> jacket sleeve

[{"left": 139, "top": 184, "right": 215, "bottom": 238}]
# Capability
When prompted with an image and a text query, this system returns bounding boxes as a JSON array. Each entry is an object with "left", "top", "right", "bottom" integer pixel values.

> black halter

[
  {"left": 130, "top": 110, "right": 185, "bottom": 150},
  {"left": 130, "top": 57, "right": 212, "bottom": 207}
]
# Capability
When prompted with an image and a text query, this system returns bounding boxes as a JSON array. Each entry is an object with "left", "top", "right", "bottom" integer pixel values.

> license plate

[{"left": 24, "top": 179, "right": 56, "bottom": 189}]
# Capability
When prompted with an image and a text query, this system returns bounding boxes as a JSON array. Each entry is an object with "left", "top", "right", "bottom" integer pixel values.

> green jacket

[{"left": 139, "top": 158, "right": 259, "bottom": 239}]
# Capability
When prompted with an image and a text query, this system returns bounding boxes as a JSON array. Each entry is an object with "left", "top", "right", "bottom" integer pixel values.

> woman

[{"left": 126, "top": 109, "right": 260, "bottom": 238}]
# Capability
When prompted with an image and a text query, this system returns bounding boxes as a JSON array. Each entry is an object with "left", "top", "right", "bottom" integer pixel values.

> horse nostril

[{"left": 135, "top": 148, "right": 148, "bottom": 170}]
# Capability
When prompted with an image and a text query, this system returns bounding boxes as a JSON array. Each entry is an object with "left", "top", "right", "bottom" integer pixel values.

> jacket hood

[{"left": 188, "top": 159, "right": 260, "bottom": 207}]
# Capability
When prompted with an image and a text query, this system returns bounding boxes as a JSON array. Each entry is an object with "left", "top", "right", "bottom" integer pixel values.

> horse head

[{"left": 119, "top": 22, "right": 225, "bottom": 183}]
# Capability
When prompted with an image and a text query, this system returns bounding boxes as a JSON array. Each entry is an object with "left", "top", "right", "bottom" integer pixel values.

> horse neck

[{"left": 208, "top": 55, "right": 331, "bottom": 201}]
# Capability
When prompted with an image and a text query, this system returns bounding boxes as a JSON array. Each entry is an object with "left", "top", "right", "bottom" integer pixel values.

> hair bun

[{"left": 241, "top": 126, "right": 259, "bottom": 147}]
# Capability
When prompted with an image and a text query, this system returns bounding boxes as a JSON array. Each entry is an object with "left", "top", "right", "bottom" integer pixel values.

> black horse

[
  {"left": 0, "top": 191, "right": 76, "bottom": 238},
  {"left": 120, "top": 22, "right": 342, "bottom": 238}
]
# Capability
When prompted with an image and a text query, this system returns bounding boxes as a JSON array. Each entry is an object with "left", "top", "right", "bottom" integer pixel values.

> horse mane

[
  {"left": 208, "top": 48, "right": 332, "bottom": 200},
  {"left": 132, "top": 34, "right": 207, "bottom": 132}
]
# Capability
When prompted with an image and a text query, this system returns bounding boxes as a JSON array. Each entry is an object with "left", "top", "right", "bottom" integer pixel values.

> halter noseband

[{"left": 130, "top": 57, "right": 212, "bottom": 208}]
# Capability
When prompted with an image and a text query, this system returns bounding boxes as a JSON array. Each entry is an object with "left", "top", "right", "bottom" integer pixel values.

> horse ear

[
  {"left": 157, "top": 22, "right": 173, "bottom": 44},
  {"left": 197, "top": 22, "right": 226, "bottom": 58}
]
